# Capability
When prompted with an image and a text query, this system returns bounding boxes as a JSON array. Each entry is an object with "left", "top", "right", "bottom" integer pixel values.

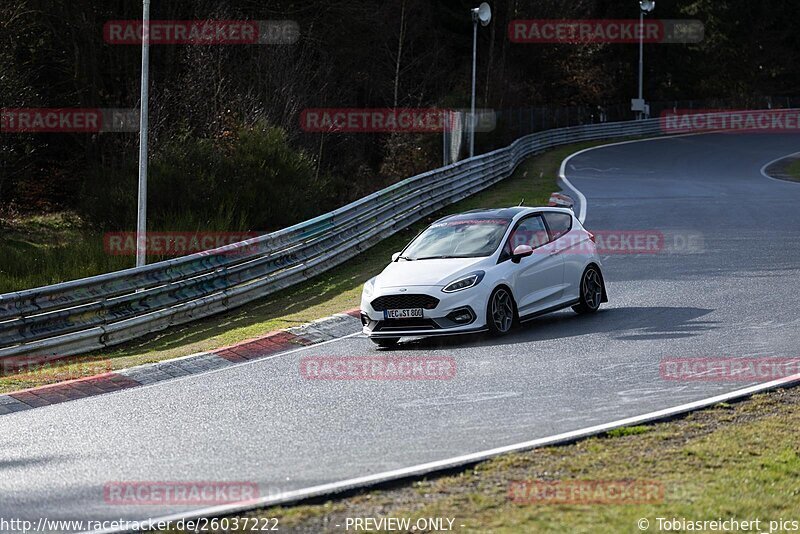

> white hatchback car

[{"left": 360, "top": 206, "right": 607, "bottom": 347}]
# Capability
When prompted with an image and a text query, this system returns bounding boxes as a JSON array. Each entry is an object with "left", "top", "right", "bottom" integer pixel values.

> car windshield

[{"left": 400, "top": 217, "right": 512, "bottom": 260}]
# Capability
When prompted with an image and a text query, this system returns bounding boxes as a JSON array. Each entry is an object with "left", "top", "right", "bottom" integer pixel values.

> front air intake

[{"left": 371, "top": 294, "right": 440, "bottom": 311}]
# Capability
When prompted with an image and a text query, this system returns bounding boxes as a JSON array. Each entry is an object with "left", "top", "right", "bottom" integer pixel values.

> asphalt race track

[{"left": 2, "top": 133, "right": 800, "bottom": 530}]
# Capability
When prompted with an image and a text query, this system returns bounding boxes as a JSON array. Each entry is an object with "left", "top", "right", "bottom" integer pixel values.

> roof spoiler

[{"left": 548, "top": 192, "right": 575, "bottom": 210}]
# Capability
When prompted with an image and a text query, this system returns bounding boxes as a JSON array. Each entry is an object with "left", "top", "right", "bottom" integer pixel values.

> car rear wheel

[
  {"left": 572, "top": 265, "right": 604, "bottom": 314},
  {"left": 372, "top": 337, "right": 400, "bottom": 349},
  {"left": 487, "top": 287, "right": 517, "bottom": 335}
]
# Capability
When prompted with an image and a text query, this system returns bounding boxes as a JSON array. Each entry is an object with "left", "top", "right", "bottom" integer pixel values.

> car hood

[{"left": 375, "top": 257, "right": 488, "bottom": 289}]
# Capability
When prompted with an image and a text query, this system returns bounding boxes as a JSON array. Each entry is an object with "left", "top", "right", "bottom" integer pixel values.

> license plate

[{"left": 384, "top": 308, "right": 424, "bottom": 319}]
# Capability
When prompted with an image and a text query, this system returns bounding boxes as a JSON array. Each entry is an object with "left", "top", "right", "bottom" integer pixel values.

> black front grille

[
  {"left": 371, "top": 294, "right": 440, "bottom": 311},
  {"left": 375, "top": 318, "right": 440, "bottom": 331}
]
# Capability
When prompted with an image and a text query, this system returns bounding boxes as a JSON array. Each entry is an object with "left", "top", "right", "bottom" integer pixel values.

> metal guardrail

[{"left": 0, "top": 115, "right": 720, "bottom": 361}]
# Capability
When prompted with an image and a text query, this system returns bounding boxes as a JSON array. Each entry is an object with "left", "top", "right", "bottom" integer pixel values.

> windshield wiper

[{"left": 398, "top": 255, "right": 416, "bottom": 261}]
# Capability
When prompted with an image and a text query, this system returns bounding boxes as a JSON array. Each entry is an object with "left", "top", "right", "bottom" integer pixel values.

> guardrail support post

[{"left": 136, "top": 0, "right": 151, "bottom": 268}]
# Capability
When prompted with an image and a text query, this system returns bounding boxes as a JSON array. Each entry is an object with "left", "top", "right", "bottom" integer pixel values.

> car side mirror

[
  {"left": 511, "top": 244, "right": 533, "bottom": 263},
  {"left": 391, "top": 252, "right": 401, "bottom": 262}
]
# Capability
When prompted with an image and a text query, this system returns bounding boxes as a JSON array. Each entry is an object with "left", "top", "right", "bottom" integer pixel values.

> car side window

[
  {"left": 501, "top": 214, "right": 549, "bottom": 257},
  {"left": 543, "top": 212, "right": 572, "bottom": 241}
]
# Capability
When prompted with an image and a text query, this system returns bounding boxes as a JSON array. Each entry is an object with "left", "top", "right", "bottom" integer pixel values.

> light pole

[
  {"left": 469, "top": 3, "right": 491, "bottom": 158},
  {"left": 136, "top": 0, "right": 151, "bottom": 267},
  {"left": 635, "top": 0, "right": 655, "bottom": 120}
]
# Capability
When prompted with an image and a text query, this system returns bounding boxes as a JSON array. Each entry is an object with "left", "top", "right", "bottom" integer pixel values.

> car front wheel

[{"left": 487, "top": 287, "right": 517, "bottom": 335}]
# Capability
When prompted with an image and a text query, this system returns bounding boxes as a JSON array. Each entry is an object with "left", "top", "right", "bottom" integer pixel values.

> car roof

[
  {"left": 516, "top": 206, "right": 575, "bottom": 217},
  {"left": 457, "top": 207, "right": 528, "bottom": 218},
  {"left": 436, "top": 206, "right": 574, "bottom": 223}
]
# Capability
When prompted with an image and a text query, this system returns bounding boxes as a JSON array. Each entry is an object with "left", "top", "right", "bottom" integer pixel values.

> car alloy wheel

[
  {"left": 488, "top": 287, "right": 515, "bottom": 335},
  {"left": 573, "top": 266, "right": 603, "bottom": 314}
]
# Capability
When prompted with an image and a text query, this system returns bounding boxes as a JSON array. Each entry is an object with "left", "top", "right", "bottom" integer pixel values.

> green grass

[
  {"left": 0, "top": 213, "right": 133, "bottom": 294},
  {"left": 227, "top": 388, "right": 800, "bottom": 533},
  {"left": 786, "top": 159, "right": 800, "bottom": 181},
  {"left": 0, "top": 138, "right": 632, "bottom": 393},
  {"left": 605, "top": 425, "right": 651, "bottom": 438}
]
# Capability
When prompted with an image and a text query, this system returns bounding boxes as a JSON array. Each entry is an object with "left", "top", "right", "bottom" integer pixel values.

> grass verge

[
  {"left": 0, "top": 213, "right": 133, "bottom": 294},
  {"left": 217, "top": 386, "right": 800, "bottom": 533},
  {"left": 0, "top": 137, "right": 632, "bottom": 393},
  {"left": 764, "top": 155, "right": 800, "bottom": 183},
  {"left": 786, "top": 158, "right": 800, "bottom": 181}
]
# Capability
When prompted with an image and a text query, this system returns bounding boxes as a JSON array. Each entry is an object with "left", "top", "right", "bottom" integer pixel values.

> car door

[
  {"left": 503, "top": 213, "right": 564, "bottom": 316},
  {"left": 543, "top": 211, "right": 582, "bottom": 301}
]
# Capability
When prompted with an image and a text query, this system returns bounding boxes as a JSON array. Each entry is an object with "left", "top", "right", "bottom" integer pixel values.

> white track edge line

[
  {"left": 92, "top": 373, "right": 800, "bottom": 534},
  {"left": 759, "top": 150, "right": 800, "bottom": 184},
  {"left": 108, "top": 331, "right": 364, "bottom": 393},
  {"left": 558, "top": 132, "right": 713, "bottom": 223},
  {"left": 84, "top": 130, "right": 785, "bottom": 532},
  {"left": 0, "top": 331, "right": 364, "bottom": 417},
  {"left": 10, "top": 134, "right": 705, "bottom": 406}
]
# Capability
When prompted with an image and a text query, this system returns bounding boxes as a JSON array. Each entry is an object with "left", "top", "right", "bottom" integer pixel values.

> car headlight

[
  {"left": 442, "top": 271, "right": 485, "bottom": 293},
  {"left": 362, "top": 277, "right": 376, "bottom": 298}
]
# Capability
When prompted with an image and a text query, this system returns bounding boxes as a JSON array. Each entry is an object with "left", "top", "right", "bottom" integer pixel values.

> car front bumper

[{"left": 360, "top": 284, "right": 490, "bottom": 338}]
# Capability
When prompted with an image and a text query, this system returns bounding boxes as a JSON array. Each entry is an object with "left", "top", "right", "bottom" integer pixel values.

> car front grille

[
  {"left": 371, "top": 294, "right": 440, "bottom": 311},
  {"left": 374, "top": 318, "right": 440, "bottom": 331}
]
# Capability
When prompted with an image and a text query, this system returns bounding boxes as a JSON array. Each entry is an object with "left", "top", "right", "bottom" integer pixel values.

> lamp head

[{"left": 472, "top": 3, "right": 492, "bottom": 26}]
